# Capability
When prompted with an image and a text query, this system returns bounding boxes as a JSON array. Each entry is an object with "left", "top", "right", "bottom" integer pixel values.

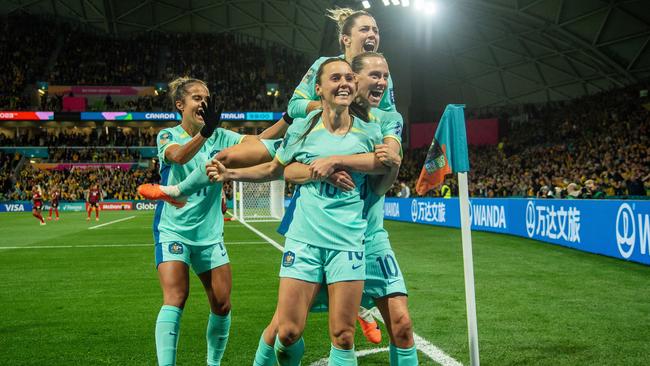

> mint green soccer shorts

[
  {"left": 155, "top": 241, "right": 230, "bottom": 274},
  {"left": 362, "top": 242, "right": 408, "bottom": 308},
  {"left": 279, "top": 238, "right": 365, "bottom": 284}
]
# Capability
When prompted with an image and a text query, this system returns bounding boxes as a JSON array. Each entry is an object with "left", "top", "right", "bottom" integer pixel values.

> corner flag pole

[
  {"left": 458, "top": 172, "right": 480, "bottom": 366},
  {"left": 415, "top": 104, "right": 480, "bottom": 366}
]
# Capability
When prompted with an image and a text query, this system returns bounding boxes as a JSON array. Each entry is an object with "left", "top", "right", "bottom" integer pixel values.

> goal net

[{"left": 232, "top": 180, "right": 285, "bottom": 222}]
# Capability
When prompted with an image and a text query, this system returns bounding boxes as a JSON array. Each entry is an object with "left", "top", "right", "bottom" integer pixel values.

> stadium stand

[{"left": 394, "top": 83, "right": 650, "bottom": 199}]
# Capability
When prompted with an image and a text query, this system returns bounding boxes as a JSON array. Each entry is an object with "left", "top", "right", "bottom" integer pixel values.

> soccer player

[
  {"left": 149, "top": 76, "right": 258, "bottom": 366},
  {"left": 209, "top": 58, "right": 385, "bottom": 366},
  {"left": 255, "top": 8, "right": 394, "bottom": 343},
  {"left": 32, "top": 185, "right": 45, "bottom": 225},
  {"left": 48, "top": 185, "right": 61, "bottom": 221},
  {"left": 258, "top": 7, "right": 394, "bottom": 144},
  {"left": 249, "top": 53, "right": 417, "bottom": 366},
  {"left": 86, "top": 184, "right": 102, "bottom": 221}
]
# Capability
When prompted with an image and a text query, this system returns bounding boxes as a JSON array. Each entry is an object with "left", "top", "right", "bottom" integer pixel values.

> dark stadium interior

[{"left": 1, "top": 1, "right": 650, "bottom": 366}]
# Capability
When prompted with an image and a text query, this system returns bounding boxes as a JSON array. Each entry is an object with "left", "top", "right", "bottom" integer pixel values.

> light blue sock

[
  {"left": 274, "top": 335, "right": 304, "bottom": 366},
  {"left": 389, "top": 343, "right": 418, "bottom": 366},
  {"left": 328, "top": 344, "right": 357, "bottom": 366},
  {"left": 253, "top": 333, "right": 276, "bottom": 366},
  {"left": 178, "top": 163, "right": 213, "bottom": 196},
  {"left": 155, "top": 305, "right": 183, "bottom": 366},
  {"left": 206, "top": 312, "right": 231, "bottom": 366}
]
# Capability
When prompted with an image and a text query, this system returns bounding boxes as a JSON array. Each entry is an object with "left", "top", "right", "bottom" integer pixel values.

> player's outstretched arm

[{"left": 214, "top": 137, "right": 273, "bottom": 169}]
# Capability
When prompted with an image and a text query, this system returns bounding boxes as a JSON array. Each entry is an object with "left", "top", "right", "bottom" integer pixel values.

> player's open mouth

[
  {"left": 363, "top": 40, "right": 376, "bottom": 52},
  {"left": 368, "top": 89, "right": 384, "bottom": 103},
  {"left": 335, "top": 89, "right": 351, "bottom": 97}
]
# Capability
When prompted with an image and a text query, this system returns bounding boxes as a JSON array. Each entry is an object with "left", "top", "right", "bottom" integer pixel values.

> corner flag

[
  {"left": 415, "top": 104, "right": 470, "bottom": 195},
  {"left": 416, "top": 104, "right": 480, "bottom": 366}
]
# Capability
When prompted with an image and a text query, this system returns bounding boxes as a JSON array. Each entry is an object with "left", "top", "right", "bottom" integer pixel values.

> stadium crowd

[
  {"left": 1, "top": 15, "right": 308, "bottom": 112},
  {"left": 394, "top": 83, "right": 650, "bottom": 199},
  {"left": 0, "top": 129, "right": 157, "bottom": 147},
  {"left": 4, "top": 164, "right": 159, "bottom": 201}
]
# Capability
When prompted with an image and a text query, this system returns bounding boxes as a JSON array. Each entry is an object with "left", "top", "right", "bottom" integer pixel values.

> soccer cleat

[
  {"left": 357, "top": 315, "right": 382, "bottom": 344},
  {"left": 47, "top": 216, "right": 52, "bottom": 221},
  {"left": 55, "top": 217, "right": 59, "bottom": 221},
  {"left": 95, "top": 217, "right": 99, "bottom": 221},
  {"left": 137, "top": 184, "right": 187, "bottom": 209},
  {"left": 86, "top": 217, "right": 90, "bottom": 221},
  {"left": 40, "top": 221, "right": 46, "bottom": 226}
]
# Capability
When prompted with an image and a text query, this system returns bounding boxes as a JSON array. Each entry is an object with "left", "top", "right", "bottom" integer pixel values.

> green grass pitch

[{"left": 1, "top": 210, "right": 649, "bottom": 365}]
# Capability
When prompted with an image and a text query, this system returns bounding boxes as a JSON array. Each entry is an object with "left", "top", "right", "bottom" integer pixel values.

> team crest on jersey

[
  {"left": 159, "top": 132, "right": 172, "bottom": 145},
  {"left": 282, "top": 251, "right": 295, "bottom": 267},
  {"left": 168, "top": 242, "right": 184, "bottom": 255}
]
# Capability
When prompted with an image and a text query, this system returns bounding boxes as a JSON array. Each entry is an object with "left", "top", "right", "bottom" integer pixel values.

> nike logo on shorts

[{"left": 352, "top": 264, "right": 363, "bottom": 270}]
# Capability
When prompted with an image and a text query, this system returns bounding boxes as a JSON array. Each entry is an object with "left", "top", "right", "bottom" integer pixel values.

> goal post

[{"left": 232, "top": 180, "right": 285, "bottom": 222}]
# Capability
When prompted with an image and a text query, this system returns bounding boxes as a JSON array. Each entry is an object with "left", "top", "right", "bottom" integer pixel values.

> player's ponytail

[
  {"left": 326, "top": 7, "right": 373, "bottom": 53},
  {"left": 168, "top": 77, "right": 208, "bottom": 112}
]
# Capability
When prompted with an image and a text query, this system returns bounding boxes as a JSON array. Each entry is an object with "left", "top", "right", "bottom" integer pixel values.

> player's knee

[
  {"left": 211, "top": 299, "right": 231, "bottom": 316},
  {"left": 163, "top": 289, "right": 189, "bottom": 308},
  {"left": 330, "top": 326, "right": 355, "bottom": 349},
  {"left": 277, "top": 324, "right": 302, "bottom": 346},
  {"left": 390, "top": 311, "right": 414, "bottom": 347}
]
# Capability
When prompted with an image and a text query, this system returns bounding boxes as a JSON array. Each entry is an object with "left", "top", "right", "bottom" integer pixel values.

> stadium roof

[{"left": 3, "top": 0, "right": 650, "bottom": 106}]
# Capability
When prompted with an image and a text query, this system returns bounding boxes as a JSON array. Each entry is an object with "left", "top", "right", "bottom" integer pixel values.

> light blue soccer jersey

[
  {"left": 364, "top": 109, "right": 404, "bottom": 254},
  {"left": 276, "top": 111, "right": 383, "bottom": 251},
  {"left": 153, "top": 125, "right": 244, "bottom": 246},
  {"left": 287, "top": 55, "right": 396, "bottom": 119}
]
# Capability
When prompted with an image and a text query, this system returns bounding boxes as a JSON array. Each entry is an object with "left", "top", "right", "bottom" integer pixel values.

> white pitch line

[
  {"left": 88, "top": 215, "right": 136, "bottom": 230},
  {"left": 236, "top": 220, "right": 285, "bottom": 252},
  {"left": 0, "top": 241, "right": 267, "bottom": 250},
  {"left": 240, "top": 222, "right": 464, "bottom": 366},
  {"left": 309, "top": 347, "right": 390, "bottom": 366}
]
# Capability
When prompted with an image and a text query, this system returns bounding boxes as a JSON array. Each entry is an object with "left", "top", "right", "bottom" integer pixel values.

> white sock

[{"left": 160, "top": 185, "right": 182, "bottom": 198}]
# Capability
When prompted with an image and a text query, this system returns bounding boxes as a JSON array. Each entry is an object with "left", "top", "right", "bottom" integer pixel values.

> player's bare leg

[
  {"left": 375, "top": 295, "right": 418, "bottom": 365},
  {"left": 33, "top": 209, "right": 45, "bottom": 225},
  {"left": 327, "top": 281, "right": 364, "bottom": 364},
  {"left": 274, "top": 278, "right": 319, "bottom": 364}
]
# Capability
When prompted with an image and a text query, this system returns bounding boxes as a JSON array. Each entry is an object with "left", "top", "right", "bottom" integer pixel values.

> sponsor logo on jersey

[
  {"left": 169, "top": 242, "right": 184, "bottom": 255},
  {"left": 282, "top": 250, "right": 295, "bottom": 267}
]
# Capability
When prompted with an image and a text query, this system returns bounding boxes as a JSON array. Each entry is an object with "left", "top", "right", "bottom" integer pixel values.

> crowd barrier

[
  {"left": 384, "top": 198, "right": 650, "bottom": 266},
  {"left": 0, "top": 199, "right": 235, "bottom": 213}
]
